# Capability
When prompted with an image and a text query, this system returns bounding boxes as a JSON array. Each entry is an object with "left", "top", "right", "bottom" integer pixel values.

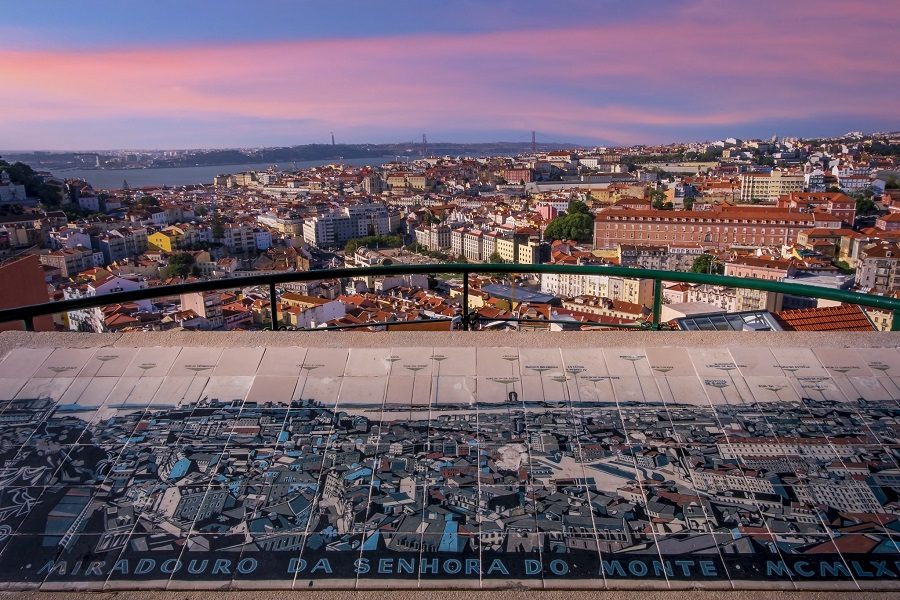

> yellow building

[
  {"left": 517, "top": 240, "right": 542, "bottom": 265},
  {"left": 494, "top": 235, "right": 543, "bottom": 264},
  {"left": 147, "top": 227, "right": 184, "bottom": 253},
  {"left": 280, "top": 292, "right": 326, "bottom": 310},
  {"left": 495, "top": 237, "right": 516, "bottom": 263}
]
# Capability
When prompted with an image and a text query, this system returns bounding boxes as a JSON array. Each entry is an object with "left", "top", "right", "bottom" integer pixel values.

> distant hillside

[{"left": 4, "top": 141, "right": 581, "bottom": 171}]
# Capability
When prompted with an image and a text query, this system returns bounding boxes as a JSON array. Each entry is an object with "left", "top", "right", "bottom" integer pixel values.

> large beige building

[
  {"left": 739, "top": 170, "right": 804, "bottom": 202},
  {"left": 540, "top": 271, "right": 653, "bottom": 305}
]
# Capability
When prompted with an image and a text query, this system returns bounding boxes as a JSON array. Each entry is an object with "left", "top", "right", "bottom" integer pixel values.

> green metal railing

[{"left": 1, "top": 263, "right": 898, "bottom": 332}]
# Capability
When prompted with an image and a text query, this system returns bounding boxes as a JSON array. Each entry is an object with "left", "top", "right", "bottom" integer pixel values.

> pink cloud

[{"left": 1, "top": 3, "right": 898, "bottom": 145}]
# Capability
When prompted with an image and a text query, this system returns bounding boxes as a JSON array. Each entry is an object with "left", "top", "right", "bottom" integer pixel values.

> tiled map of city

[{"left": 0, "top": 345, "right": 899, "bottom": 590}]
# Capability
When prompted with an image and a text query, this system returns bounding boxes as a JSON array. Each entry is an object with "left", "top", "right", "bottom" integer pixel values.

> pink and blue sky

[{"left": 1, "top": 0, "right": 898, "bottom": 150}]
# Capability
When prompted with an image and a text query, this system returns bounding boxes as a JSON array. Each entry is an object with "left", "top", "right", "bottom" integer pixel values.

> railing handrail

[{"left": 2, "top": 262, "right": 898, "bottom": 331}]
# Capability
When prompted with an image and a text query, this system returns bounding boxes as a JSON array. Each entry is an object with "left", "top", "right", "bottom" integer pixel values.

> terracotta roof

[
  {"left": 728, "top": 256, "right": 793, "bottom": 270},
  {"left": 804, "top": 535, "right": 878, "bottom": 555},
  {"left": 774, "top": 304, "right": 875, "bottom": 332},
  {"left": 597, "top": 207, "right": 841, "bottom": 223}
]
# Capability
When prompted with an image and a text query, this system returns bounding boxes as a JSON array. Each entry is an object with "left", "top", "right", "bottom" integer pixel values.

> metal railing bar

[{"left": 1, "top": 263, "right": 898, "bottom": 328}]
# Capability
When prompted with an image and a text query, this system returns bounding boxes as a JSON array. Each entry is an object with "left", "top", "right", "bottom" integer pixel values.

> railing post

[
  {"left": 892, "top": 309, "right": 900, "bottom": 332},
  {"left": 269, "top": 281, "right": 279, "bottom": 330},
  {"left": 23, "top": 316, "right": 34, "bottom": 332},
  {"left": 462, "top": 270, "right": 469, "bottom": 331},
  {"left": 651, "top": 278, "right": 663, "bottom": 330}
]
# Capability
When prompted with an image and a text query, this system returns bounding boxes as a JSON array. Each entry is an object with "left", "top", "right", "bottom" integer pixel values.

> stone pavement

[{"left": 0, "top": 332, "right": 898, "bottom": 592}]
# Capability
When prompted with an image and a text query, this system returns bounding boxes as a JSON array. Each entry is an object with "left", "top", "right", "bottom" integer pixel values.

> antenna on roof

[
  {"left": 331, "top": 132, "right": 335, "bottom": 146},
  {"left": 422, "top": 133, "right": 427, "bottom": 157}
]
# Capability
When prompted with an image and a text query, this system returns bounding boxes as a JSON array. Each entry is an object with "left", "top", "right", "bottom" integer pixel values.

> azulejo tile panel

[{"left": 0, "top": 345, "right": 897, "bottom": 590}]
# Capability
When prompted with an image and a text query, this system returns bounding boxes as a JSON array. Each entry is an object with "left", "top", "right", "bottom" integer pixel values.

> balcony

[{"left": 0, "top": 264, "right": 899, "bottom": 592}]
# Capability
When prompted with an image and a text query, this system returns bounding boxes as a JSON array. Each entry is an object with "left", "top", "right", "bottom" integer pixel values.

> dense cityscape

[{"left": 1, "top": 132, "right": 900, "bottom": 333}]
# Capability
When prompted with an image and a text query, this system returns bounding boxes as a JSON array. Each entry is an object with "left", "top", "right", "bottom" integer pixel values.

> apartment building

[
  {"left": 723, "top": 256, "right": 796, "bottom": 281},
  {"left": 180, "top": 291, "right": 224, "bottom": 330},
  {"left": 856, "top": 240, "right": 900, "bottom": 294},
  {"left": 686, "top": 284, "right": 778, "bottom": 312},
  {"left": 222, "top": 223, "right": 256, "bottom": 254},
  {"left": 540, "top": 271, "right": 653, "bottom": 305},
  {"left": 147, "top": 227, "right": 184, "bottom": 253},
  {"left": 739, "top": 170, "right": 804, "bottom": 202},
  {"left": 0, "top": 214, "right": 49, "bottom": 250},
  {"left": 836, "top": 173, "right": 871, "bottom": 193},
  {"left": 501, "top": 167, "right": 533, "bottom": 184},
  {"left": 302, "top": 204, "right": 393, "bottom": 247},
  {"left": 40, "top": 246, "right": 103, "bottom": 277},
  {"left": 462, "top": 230, "right": 483, "bottom": 262},
  {"left": 96, "top": 227, "right": 149, "bottom": 263},
  {"left": 516, "top": 239, "right": 548, "bottom": 264},
  {"left": 482, "top": 231, "right": 498, "bottom": 258},
  {"left": 494, "top": 235, "right": 515, "bottom": 263},
  {"left": 256, "top": 212, "right": 304, "bottom": 235},
  {"left": 414, "top": 225, "right": 446, "bottom": 254}
]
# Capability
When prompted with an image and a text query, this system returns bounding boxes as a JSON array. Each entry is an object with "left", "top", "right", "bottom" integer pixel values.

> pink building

[{"left": 537, "top": 205, "right": 558, "bottom": 221}]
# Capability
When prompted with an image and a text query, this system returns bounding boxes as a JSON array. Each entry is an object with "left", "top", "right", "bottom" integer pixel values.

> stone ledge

[{"left": 3, "top": 330, "right": 900, "bottom": 358}]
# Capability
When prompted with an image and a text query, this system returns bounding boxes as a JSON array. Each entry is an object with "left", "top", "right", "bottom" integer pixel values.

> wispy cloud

[{"left": 1, "top": 0, "right": 898, "bottom": 148}]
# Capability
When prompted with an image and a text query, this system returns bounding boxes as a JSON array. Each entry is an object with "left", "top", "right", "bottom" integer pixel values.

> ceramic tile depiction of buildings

[{"left": 0, "top": 344, "right": 898, "bottom": 590}]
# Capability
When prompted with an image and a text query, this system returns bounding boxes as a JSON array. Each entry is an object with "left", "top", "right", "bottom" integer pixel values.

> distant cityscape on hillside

[{"left": 1, "top": 130, "right": 899, "bottom": 334}]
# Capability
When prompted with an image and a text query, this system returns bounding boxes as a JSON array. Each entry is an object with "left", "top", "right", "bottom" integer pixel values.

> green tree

[
  {"left": 166, "top": 253, "right": 196, "bottom": 278},
  {"left": 211, "top": 214, "right": 225, "bottom": 239},
  {"left": 0, "top": 159, "right": 62, "bottom": 204},
  {"left": 855, "top": 196, "right": 877, "bottom": 216},
  {"left": 488, "top": 251, "right": 504, "bottom": 263},
  {"left": 567, "top": 199, "right": 590, "bottom": 214},
  {"left": 138, "top": 195, "right": 159, "bottom": 207},
  {"left": 649, "top": 187, "right": 668, "bottom": 209},
  {"left": 691, "top": 254, "right": 723, "bottom": 275},
  {"left": 344, "top": 234, "right": 403, "bottom": 255},
  {"left": 543, "top": 210, "right": 594, "bottom": 243}
]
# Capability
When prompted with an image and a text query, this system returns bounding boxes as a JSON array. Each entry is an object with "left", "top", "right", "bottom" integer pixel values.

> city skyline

[{"left": 2, "top": 0, "right": 898, "bottom": 150}]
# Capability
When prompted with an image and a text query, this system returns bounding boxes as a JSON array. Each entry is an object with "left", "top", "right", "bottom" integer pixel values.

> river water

[{"left": 50, "top": 156, "right": 393, "bottom": 190}]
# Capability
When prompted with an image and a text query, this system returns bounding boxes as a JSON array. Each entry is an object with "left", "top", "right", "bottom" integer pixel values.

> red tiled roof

[
  {"left": 804, "top": 535, "right": 878, "bottom": 555},
  {"left": 774, "top": 304, "right": 875, "bottom": 332}
]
